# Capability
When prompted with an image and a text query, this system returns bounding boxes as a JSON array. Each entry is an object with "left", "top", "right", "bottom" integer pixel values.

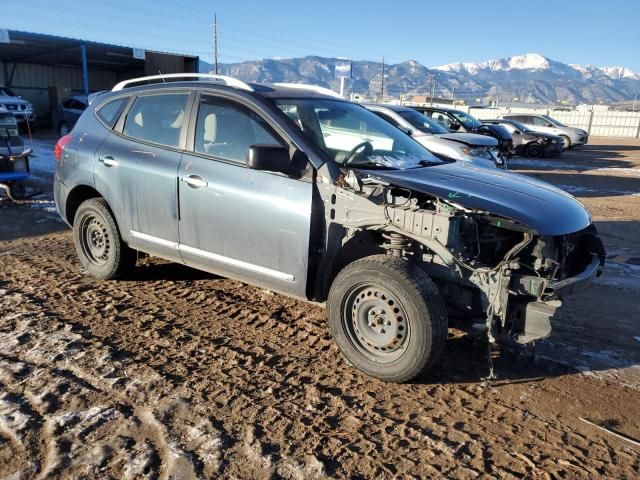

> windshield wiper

[{"left": 348, "top": 160, "right": 394, "bottom": 169}]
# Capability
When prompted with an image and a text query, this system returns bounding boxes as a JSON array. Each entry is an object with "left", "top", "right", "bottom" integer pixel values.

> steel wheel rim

[
  {"left": 79, "top": 214, "right": 111, "bottom": 266},
  {"left": 562, "top": 136, "right": 570, "bottom": 149},
  {"left": 343, "top": 283, "right": 410, "bottom": 363}
]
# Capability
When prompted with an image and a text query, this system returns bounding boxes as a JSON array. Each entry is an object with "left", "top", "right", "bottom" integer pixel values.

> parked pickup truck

[{"left": 53, "top": 74, "right": 605, "bottom": 382}]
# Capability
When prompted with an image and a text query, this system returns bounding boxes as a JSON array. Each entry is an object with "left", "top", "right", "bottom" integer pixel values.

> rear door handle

[
  {"left": 98, "top": 155, "right": 119, "bottom": 167},
  {"left": 181, "top": 175, "right": 208, "bottom": 189}
]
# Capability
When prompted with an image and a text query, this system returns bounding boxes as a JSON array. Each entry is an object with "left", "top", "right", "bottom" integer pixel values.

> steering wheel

[{"left": 344, "top": 141, "right": 373, "bottom": 165}]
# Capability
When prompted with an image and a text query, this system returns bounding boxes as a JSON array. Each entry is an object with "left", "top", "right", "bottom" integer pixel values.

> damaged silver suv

[{"left": 54, "top": 74, "right": 605, "bottom": 382}]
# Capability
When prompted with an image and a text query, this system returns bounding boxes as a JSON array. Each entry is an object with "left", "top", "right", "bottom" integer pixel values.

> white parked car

[
  {"left": 364, "top": 104, "right": 504, "bottom": 168},
  {"left": 501, "top": 114, "right": 587, "bottom": 150},
  {"left": 0, "top": 85, "right": 35, "bottom": 126}
]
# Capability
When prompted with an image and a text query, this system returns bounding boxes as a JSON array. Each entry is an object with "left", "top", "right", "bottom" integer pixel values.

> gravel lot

[{"left": 1, "top": 136, "right": 639, "bottom": 479}]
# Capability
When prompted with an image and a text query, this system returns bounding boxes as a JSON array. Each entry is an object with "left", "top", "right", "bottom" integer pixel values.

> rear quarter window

[{"left": 96, "top": 97, "right": 129, "bottom": 127}]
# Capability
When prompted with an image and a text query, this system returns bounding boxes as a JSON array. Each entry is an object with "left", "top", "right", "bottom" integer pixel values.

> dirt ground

[{"left": 1, "top": 136, "right": 639, "bottom": 479}]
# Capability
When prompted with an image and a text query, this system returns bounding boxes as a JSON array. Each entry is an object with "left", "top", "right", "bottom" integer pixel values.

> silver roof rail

[
  {"left": 112, "top": 73, "right": 254, "bottom": 92},
  {"left": 273, "top": 82, "right": 343, "bottom": 99}
]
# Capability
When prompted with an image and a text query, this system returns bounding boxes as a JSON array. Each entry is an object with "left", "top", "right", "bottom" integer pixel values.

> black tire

[
  {"left": 560, "top": 135, "right": 571, "bottom": 150},
  {"left": 73, "top": 198, "right": 136, "bottom": 279},
  {"left": 525, "top": 142, "right": 543, "bottom": 158},
  {"left": 8, "top": 182, "right": 26, "bottom": 200},
  {"left": 57, "top": 121, "right": 71, "bottom": 138},
  {"left": 328, "top": 254, "right": 448, "bottom": 383}
]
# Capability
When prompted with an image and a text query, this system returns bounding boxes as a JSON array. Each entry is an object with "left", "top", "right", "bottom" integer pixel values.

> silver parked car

[
  {"left": 53, "top": 95, "right": 88, "bottom": 137},
  {"left": 364, "top": 103, "right": 504, "bottom": 168},
  {"left": 501, "top": 114, "right": 588, "bottom": 150},
  {"left": 53, "top": 74, "right": 605, "bottom": 383}
]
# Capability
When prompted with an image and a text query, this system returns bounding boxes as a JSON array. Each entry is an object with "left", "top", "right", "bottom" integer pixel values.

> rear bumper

[
  {"left": 0, "top": 171, "right": 29, "bottom": 182},
  {"left": 53, "top": 177, "right": 70, "bottom": 225},
  {"left": 498, "top": 138, "right": 513, "bottom": 154}
]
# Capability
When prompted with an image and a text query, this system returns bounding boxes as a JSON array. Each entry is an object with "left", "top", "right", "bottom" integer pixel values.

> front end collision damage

[{"left": 317, "top": 164, "right": 605, "bottom": 347}]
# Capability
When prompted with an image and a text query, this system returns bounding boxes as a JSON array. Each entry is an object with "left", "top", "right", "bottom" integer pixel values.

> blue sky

[{"left": 3, "top": 0, "right": 640, "bottom": 70}]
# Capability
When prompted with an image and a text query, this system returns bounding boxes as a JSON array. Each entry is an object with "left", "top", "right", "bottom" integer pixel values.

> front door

[{"left": 178, "top": 93, "right": 313, "bottom": 297}]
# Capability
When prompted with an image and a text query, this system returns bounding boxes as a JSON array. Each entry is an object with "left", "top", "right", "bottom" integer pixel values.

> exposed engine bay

[{"left": 324, "top": 168, "right": 606, "bottom": 345}]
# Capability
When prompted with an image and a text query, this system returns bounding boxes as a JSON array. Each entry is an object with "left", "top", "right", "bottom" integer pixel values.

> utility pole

[
  {"left": 427, "top": 74, "right": 436, "bottom": 106},
  {"left": 213, "top": 13, "right": 219, "bottom": 74},
  {"left": 634, "top": 91, "right": 638, "bottom": 112},
  {"left": 380, "top": 56, "right": 385, "bottom": 102}
]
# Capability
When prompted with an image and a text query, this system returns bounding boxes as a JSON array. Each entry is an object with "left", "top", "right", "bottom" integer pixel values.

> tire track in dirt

[{"left": 2, "top": 232, "right": 640, "bottom": 478}]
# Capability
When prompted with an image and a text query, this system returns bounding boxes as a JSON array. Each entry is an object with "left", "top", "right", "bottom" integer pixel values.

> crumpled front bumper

[{"left": 508, "top": 250, "right": 605, "bottom": 344}]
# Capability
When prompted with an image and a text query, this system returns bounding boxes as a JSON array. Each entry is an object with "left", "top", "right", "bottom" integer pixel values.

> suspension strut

[{"left": 382, "top": 232, "right": 410, "bottom": 257}]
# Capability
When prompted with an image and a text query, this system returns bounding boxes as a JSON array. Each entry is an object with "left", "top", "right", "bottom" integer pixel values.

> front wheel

[
  {"left": 73, "top": 198, "right": 136, "bottom": 279},
  {"left": 560, "top": 135, "right": 571, "bottom": 150},
  {"left": 525, "top": 142, "right": 543, "bottom": 158},
  {"left": 328, "top": 255, "right": 448, "bottom": 382}
]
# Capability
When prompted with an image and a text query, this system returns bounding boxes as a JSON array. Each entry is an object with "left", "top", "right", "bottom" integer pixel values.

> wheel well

[
  {"left": 324, "top": 230, "right": 385, "bottom": 298},
  {"left": 65, "top": 185, "right": 101, "bottom": 224}
]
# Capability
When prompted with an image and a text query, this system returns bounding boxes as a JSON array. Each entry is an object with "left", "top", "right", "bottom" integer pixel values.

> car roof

[
  {"left": 413, "top": 106, "right": 461, "bottom": 114},
  {"left": 101, "top": 80, "right": 347, "bottom": 102},
  {"left": 361, "top": 103, "right": 413, "bottom": 112}
]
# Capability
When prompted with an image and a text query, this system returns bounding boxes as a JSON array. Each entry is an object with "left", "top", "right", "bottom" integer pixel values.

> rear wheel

[
  {"left": 328, "top": 255, "right": 448, "bottom": 383},
  {"left": 560, "top": 135, "right": 571, "bottom": 150},
  {"left": 8, "top": 182, "right": 26, "bottom": 200},
  {"left": 73, "top": 198, "right": 136, "bottom": 279}
]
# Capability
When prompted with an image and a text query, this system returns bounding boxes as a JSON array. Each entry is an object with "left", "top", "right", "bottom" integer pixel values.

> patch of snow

[
  {"left": 600, "top": 66, "right": 640, "bottom": 80},
  {"left": 555, "top": 184, "right": 640, "bottom": 197},
  {"left": 596, "top": 262, "right": 640, "bottom": 290}
]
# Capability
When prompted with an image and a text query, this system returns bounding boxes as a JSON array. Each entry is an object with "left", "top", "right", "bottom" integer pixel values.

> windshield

[
  {"left": 503, "top": 120, "right": 529, "bottom": 132},
  {"left": 0, "top": 86, "right": 17, "bottom": 97},
  {"left": 542, "top": 115, "right": 566, "bottom": 127},
  {"left": 398, "top": 110, "right": 449, "bottom": 134},
  {"left": 451, "top": 111, "right": 482, "bottom": 129},
  {"left": 275, "top": 99, "right": 442, "bottom": 169}
]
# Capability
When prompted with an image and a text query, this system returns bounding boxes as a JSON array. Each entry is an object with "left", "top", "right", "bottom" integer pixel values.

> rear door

[
  {"left": 177, "top": 92, "right": 313, "bottom": 297},
  {"left": 97, "top": 91, "right": 192, "bottom": 261}
]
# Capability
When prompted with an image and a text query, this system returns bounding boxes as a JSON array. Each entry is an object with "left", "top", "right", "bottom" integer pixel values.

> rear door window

[
  {"left": 123, "top": 93, "right": 189, "bottom": 147},
  {"left": 532, "top": 116, "right": 550, "bottom": 126}
]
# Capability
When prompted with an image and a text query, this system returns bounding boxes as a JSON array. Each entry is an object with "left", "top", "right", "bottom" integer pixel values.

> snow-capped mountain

[
  {"left": 436, "top": 53, "right": 639, "bottom": 81},
  {"left": 599, "top": 66, "right": 640, "bottom": 80},
  {"left": 200, "top": 53, "right": 640, "bottom": 105}
]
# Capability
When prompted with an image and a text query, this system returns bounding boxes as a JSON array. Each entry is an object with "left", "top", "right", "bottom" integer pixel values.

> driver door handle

[
  {"left": 98, "top": 155, "right": 119, "bottom": 167},
  {"left": 181, "top": 174, "right": 208, "bottom": 189}
]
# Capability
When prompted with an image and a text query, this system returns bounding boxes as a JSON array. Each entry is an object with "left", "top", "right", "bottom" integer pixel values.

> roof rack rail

[
  {"left": 112, "top": 73, "right": 254, "bottom": 92},
  {"left": 273, "top": 82, "right": 343, "bottom": 99}
]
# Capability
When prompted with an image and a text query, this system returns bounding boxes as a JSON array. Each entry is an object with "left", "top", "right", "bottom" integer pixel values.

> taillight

[{"left": 54, "top": 134, "right": 73, "bottom": 161}]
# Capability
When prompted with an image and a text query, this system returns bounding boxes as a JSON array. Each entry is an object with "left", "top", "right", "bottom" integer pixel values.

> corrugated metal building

[{"left": 0, "top": 30, "right": 198, "bottom": 125}]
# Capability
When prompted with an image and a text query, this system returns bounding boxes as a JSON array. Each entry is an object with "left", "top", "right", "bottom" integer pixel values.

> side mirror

[
  {"left": 449, "top": 122, "right": 461, "bottom": 131},
  {"left": 400, "top": 126, "right": 413, "bottom": 136},
  {"left": 246, "top": 144, "right": 290, "bottom": 173},
  {"left": 514, "top": 130, "right": 522, "bottom": 135},
  {"left": 546, "top": 123, "right": 554, "bottom": 127}
]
